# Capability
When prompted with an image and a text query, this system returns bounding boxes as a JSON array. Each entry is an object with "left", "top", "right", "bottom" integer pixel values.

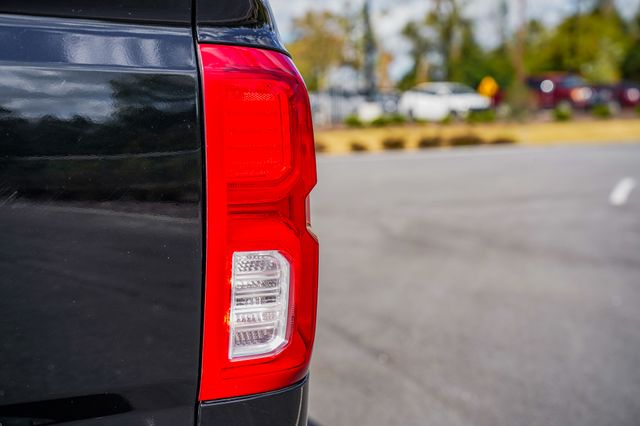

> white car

[{"left": 398, "top": 82, "right": 492, "bottom": 121}]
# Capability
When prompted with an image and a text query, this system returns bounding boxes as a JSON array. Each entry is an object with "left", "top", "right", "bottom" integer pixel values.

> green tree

[
  {"left": 399, "top": 0, "right": 472, "bottom": 87},
  {"left": 398, "top": 21, "right": 431, "bottom": 90},
  {"left": 427, "top": 0, "right": 468, "bottom": 80},
  {"left": 449, "top": 25, "right": 490, "bottom": 87},
  {"left": 526, "top": 3, "right": 630, "bottom": 82},
  {"left": 287, "top": 11, "right": 348, "bottom": 91},
  {"left": 622, "top": 10, "right": 640, "bottom": 81}
]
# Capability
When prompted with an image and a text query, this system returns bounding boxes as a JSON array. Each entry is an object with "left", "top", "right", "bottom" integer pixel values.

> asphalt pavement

[{"left": 308, "top": 143, "right": 640, "bottom": 426}]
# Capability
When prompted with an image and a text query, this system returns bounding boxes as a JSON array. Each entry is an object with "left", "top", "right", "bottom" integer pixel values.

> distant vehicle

[
  {"left": 398, "top": 82, "right": 492, "bottom": 121},
  {"left": 592, "top": 81, "right": 640, "bottom": 110},
  {"left": 527, "top": 73, "right": 594, "bottom": 110}
]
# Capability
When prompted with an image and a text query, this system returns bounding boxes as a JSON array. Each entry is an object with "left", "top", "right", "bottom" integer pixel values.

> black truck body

[{"left": 0, "top": 1, "right": 312, "bottom": 425}]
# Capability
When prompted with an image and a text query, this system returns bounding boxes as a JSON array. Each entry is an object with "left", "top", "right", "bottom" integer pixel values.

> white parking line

[{"left": 609, "top": 178, "right": 636, "bottom": 206}]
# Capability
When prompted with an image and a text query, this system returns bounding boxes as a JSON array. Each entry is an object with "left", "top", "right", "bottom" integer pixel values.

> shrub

[
  {"left": 440, "top": 114, "right": 453, "bottom": 125},
  {"left": 370, "top": 114, "right": 407, "bottom": 127},
  {"left": 382, "top": 138, "right": 406, "bottom": 150},
  {"left": 418, "top": 136, "right": 443, "bottom": 149},
  {"left": 448, "top": 134, "right": 484, "bottom": 147},
  {"left": 466, "top": 109, "right": 497, "bottom": 124},
  {"left": 315, "top": 141, "right": 327, "bottom": 153},
  {"left": 553, "top": 105, "right": 572, "bottom": 122},
  {"left": 388, "top": 114, "right": 407, "bottom": 125},
  {"left": 635, "top": 105, "right": 640, "bottom": 116},
  {"left": 344, "top": 114, "right": 363, "bottom": 128},
  {"left": 592, "top": 104, "right": 612, "bottom": 119},
  {"left": 370, "top": 116, "right": 390, "bottom": 127},
  {"left": 350, "top": 141, "right": 368, "bottom": 152},
  {"left": 490, "top": 137, "right": 516, "bottom": 145}
]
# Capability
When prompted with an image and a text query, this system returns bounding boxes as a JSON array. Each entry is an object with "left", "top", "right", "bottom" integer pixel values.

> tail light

[
  {"left": 229, "top": 250, "right": 290, "bottom": 359},
  {"left": 198, "top": 45, "right": 318, "bottom": 401},
  {"left": 570, "top": 87, "right": 593, "bottom": 103},
  {"left": 626, "top": 87, "right": 640, "bottom": 103},
  {"left": 540, "top": 79, "right": 554, "bottom": 93}
]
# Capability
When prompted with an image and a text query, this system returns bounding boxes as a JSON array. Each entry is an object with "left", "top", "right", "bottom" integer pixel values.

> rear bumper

[{"left": 197, "top": 376, "right": 309, "bottom": 426}]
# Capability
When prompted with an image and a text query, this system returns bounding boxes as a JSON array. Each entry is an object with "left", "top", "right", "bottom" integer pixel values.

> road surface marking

[{"left": 609, "top": 178, "right": 636, "bottom": 206}]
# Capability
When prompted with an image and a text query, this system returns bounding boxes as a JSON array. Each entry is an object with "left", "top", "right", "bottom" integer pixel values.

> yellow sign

[{"left": 478, "top": 76, "right": 499, "bottom": 98}]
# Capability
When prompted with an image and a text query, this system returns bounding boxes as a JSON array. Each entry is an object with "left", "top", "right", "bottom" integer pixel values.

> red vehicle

[
  {"left": 592, "top": 81, "right": 640, "bottom": 109},
  {"left": 527, "top": 73, "right": 595, "bottom": 109}
]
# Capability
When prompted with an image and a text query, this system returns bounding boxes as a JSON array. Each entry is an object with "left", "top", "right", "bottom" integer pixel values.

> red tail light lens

[
  {"left": 570, "top": 87, "right": 593, "bottom": 103},
  {"left": 198, "top": 44, "right": 318, "bottom": 401}
]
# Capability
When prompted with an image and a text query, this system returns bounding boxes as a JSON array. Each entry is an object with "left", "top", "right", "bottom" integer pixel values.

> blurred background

[{"left": 270, "top": 1, "right": 640, "bottom": 425}]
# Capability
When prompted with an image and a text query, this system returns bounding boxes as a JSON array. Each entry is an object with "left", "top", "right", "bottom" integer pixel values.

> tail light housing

[
  {"left": 198, "top": 45, "right": 318, "bottom": 401},
  {"left": 625, "top": 87, "right": 640, "bottom": 104},
  {"left": 570, "top": 87, "right": 593, "bottom": 103}
]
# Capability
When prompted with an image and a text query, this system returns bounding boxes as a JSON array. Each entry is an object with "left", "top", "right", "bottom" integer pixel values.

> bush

[
  {"left": 315, "top": 141, "right": 327, "bottom": 153},
  {"left": 382, "top": 138, "right": 406, "bottom": 150},
  {"left": 387, "top": 114, "right": 407, "bottom": 125},
  {"left": 448, "top": 134, "right": 484, "bottom": 147},
  {"left": 592, "top": 104, "right": 612, "bottom": 119},
  {"left": 635, "top": 105, "right": 640, "bottom": 116},
  {"left": 350, "top": 141, "right": 368, "bottom": 152},
  {"left": 344, "top": 114, "right": 363, "bottom": 128},
  {"left": 553, "top": 105, "right": 572, "bottom": 122},
  {"left": 418, "top": 136, "right": 442, "bottom": 149},
  {"left": 490, "top": 137, "right": 516, "bottom": 145},
  {"left": 440, "top": 114, "right": 453, "bottom": 125},
  {"left": 440, "top": 114, "right": 454, "bottom": 126},
  {"left": 370, "top": 114, "right": 407, "bottom": 127},
  {"left": 370, "top": 116, "right": 390, "bottom": 127},
  {"left": 466, "top": 109, "right": 497, "bottom": 124}
]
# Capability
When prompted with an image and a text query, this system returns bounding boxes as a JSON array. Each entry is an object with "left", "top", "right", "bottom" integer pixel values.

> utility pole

[
  {"left": 498, "top": 0, "right": 509, "bottom": 49},
  {"left": 513, "top": 0, "right": 527, "bottom": 83},
  {"left": 362, "top": 0, "right": 377, "bottom": 100},
  {"left": 596, "top": 0, "right": 614, "bottom": 16},
  {"left": 569, "top": 0, "right": 583, "bottom": 72}
]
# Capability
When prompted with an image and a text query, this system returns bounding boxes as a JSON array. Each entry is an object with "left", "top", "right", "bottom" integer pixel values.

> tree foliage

[
  {"left": 527, "top": 6, "right": 630, "bottom": 82},
  {"left": 622, "top": 10, "right": 640, "bottom": 81},
  {"left": 287, "top": 11, "right": 348, "bottom": 91},
  {"left": 398, "top": 21, "right": 431, "bottom": 90},
  {"left": 399, "top": 0, "right": 638, "bottom": 88},
  {"left": 287, "top": 0, "right": 639, "bottom": 92},
  {"left": 426, "top": 0, "right": 467, "bottom": 80}
]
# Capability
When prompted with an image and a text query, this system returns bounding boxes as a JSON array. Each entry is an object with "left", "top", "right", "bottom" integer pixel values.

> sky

[{"left": 269, "top": 0, "right": 640, "bottom": 80}]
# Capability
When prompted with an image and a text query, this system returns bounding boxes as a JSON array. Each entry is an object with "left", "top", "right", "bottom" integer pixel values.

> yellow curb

[{"left": 314, "top": 119, "right": 640, "bottom": 155}]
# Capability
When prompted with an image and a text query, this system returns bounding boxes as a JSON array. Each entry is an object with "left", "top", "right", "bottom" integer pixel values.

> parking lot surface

[{"left": 309, "top": 144, "right": 640, "bottom": 426}]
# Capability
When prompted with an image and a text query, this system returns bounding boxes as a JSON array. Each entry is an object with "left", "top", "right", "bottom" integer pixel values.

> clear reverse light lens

[{"left": 230, "top": 251, "right": 290, "bottom": 359}]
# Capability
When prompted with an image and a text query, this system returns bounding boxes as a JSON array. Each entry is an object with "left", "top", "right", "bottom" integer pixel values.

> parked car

[
  {"left": 398, "top": 82, "right": 492, "bottom": 121},
  {"left": 527, "top": 73, "right": 594, "bottom": 110},
  {"left": 591, "top": 81, "right": 640, "bottom": 110},
  {"left": 0, "top": 1, "right": 318, "bottom": 425}
]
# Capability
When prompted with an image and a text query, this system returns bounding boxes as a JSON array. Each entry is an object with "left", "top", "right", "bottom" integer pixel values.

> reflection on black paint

[
  {"left": 0, "top": 393, "right": 132, "bottom": 425},
  {"left": 197, "top": 0, "right": 274, "bottom": 27},
  {"left": 0, "top": 72, "right": 199, "bottom": 203},
  {"left": 0, "top": 15, "right": 202, "bottom": 425},
  {"left": 0, "top": 14, "right": 194, "bottom": 68},
  {"left": 196, "top": 0, "right": 287, "bottom": 54}
]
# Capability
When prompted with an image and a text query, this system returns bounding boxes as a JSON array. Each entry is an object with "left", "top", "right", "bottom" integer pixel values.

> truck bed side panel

[{"left": 0, "top": 14, "right": 203, "bottom": 425}]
